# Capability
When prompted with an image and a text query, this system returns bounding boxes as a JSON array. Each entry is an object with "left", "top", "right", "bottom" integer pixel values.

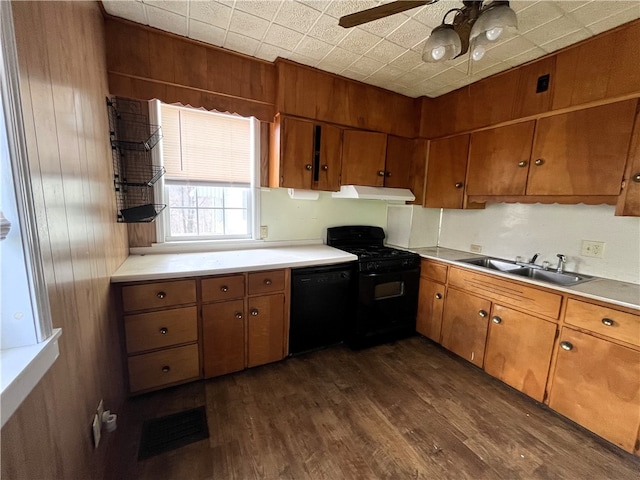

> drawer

[
  {"left": 420, "top": 259, "right": 448, "bottom": 284},
  {"left": 202, "top": 274, "right": 245, "bottom": 303},
  {"left": 248, "top": 270, "right": 286, "bottom": 295},
  {"left": 565, "top": 299, "right": 640, "bottom": 347},
  {"left": 122, "top": 280, "right": 196, "bottom": 312},
  {"left": 449, "top": 267, "right": 562, "bottom": 319},
  {"left": 125, "top": 306, "right": 198, "bottom": 354},
  {"left": 128, "top": 344, "right": 200, "bottom": 393}
]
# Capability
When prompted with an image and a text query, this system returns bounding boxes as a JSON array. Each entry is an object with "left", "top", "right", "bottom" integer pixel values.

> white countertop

[
  {"left": 110, "top": 245, "right": 357, "bottom": 283},
  {"left": 412, "top": 246, "right": 640, "bottom": 310}
]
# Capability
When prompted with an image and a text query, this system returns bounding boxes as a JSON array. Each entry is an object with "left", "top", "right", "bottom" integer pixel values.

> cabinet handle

[
  {"left": 250, "top": 308, "right": 259, "bottom": 316},
  {"left": 161, "top": 365, "right": 171, "bottom": 373},
  {"left": 518, "top": 160, "right": 528, "bottom": 167},
  {"left": 264, "top": 279, "right": 272, "bottom": 285},
  {"left": 478, "top": 310, "right": 487, "bottom": 318},
  {"left": 156, "top": 291, "right": 166, "bottom": 299},
  {"left": 377, "top": 170, "right": 385, "bottom": 177},
  {"left": 305, "top": 164, "right": 313, "bottom": 171},
  {"left": 235, "top": 312, "right": 243, "bottom": 320},
  {"left": 322, "top": 164, "right": 328, "bottom": 171},
  {"left": 534, "top": 158, "right": 545, "bottom": 166},
  {"left": 435, "top": 293, "right": 442, "bottom": 300},
  {"left": 601, "top": 318, "right": 614, "bottom": 327},
  {"left": 454, "top": 182, "right": 463, "bottom": 189},
  {"left": 385, "top": 171, "right": 392, "bottom": 177},
  {"left": 560, "top": 341, "right": 573, "bottom": 351},
  {"left": 492, "top": 316, "right": 502, "bottom": 324},
  {"left": 220, "top": 285, "right": 228, "bottom": 292},
  {"left": 632, "top": 173, "right": 640, "bottom": 183},
  {"left": 159, "top": 327, "right": 168, "bottom": 335}
]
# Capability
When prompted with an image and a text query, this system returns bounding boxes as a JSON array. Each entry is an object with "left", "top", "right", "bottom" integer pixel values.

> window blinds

[{"left": 160, "top": 105, "right": 251, "bottom": 184}]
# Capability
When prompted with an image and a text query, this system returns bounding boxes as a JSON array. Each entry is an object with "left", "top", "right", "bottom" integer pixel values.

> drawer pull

[
  {"left": 478, "top": 310, "right": 487, "bottom": 318},
  {"left": 435, "top": 293, "right": 442, "bottom": 300},
  {"left": 250, "top": 308, "right": 259, "bottom": 316},
  {"left": 492, "top": 316, "right": 502, "bottom": 324},
  {"left": 264, "top": 279, "right": 272, "bottom": 286},
  {"left": 161, "top": 365, "right": 171, "bottom": 373},
  {"left": 159, "top": 327, "right": 168, "bottom": 335},
  {"left": 560, "top": 341, "right": 573, "bottom": 351},
  {"left": 235, "top": 312, "right": 243, "bottom": 320},
  {"left": 156, "top": 291, "right": 166, "bottom": 299},
  {"left": 220, "top": 285, "right": 229, "bottom": 292},
  {"left": 601, "top": 318, "right": 614, "bottom": 327}
]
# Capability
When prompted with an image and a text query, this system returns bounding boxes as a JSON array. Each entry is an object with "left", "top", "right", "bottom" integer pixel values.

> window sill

[{"left": 1, "top": 328, "right": 62, "bottom": 428}]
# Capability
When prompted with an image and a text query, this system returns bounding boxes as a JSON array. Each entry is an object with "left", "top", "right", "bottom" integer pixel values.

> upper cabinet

[
  {"left": 385, "top": 136, "right": 427, "bottom": 205},
  {"left": 617, "top": 105, "right": 640, "bottom": 216},
  {"left": 424, "top": 134, "right": 470, "bottom": 209},
  {"left": 341, "top": 130, "right": 388, "bottom": 187},
  {"left": 270, "top": 115, "right": 342, "bottom": 191}
]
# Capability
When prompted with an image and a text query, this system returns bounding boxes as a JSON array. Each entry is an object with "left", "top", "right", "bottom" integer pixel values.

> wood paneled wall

[{"left": 1, "top": 2, "right": 129, "bottom": 479}]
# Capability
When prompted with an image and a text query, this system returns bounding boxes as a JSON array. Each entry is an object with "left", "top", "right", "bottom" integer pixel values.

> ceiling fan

[{"left": 338, "top": 1, "right": 518, "bottom": 63}]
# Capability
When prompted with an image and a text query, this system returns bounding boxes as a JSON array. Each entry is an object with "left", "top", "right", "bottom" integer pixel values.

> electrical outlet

[
  {"left": 470, "top": 244, "right": 482, "bottom": 253},
  {"left": 260, "top": 225, "right": 268, "bottom": 239},
  {"left": 581, "top": 240, "right": 605, "bottom": 258},
  {"left": 92, "top": 414, "right": 101, "bottom": 448}
]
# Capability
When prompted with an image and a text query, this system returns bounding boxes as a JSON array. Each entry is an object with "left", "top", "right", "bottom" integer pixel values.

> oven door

[{"left": 355, "top": 267, "right": 420, "bottom": 338}]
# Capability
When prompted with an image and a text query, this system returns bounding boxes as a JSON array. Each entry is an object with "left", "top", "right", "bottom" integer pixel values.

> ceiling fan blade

[{"left": 338, "top": 1, "right": 436, "bottom": 28}]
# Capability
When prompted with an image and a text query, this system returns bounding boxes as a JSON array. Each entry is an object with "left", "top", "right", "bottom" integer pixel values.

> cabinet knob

[
  {"left": 385, "top": 171, "right": 392, "bottom": 177},
  {"left": 235, "top": 312, "right": 243, "bottom": 320},
  {"left": 601, "top": 317, "right": 614, "bottom": 327},
  {"left": 518, "top": 160, "right": 528, "bottom": 167},
  {"left": 492, "top": 316, "right": 502, "bottom": 324},
  {"left": 534, "top": 158, "right": 545, "bottom": 166},
  {"left": 161, "top": 365, "right": 171, "bottom": 373},
  {"left": 220, "top": 285, "right": 228, "bottom": 292},
  {"left": 159, "top": 327, "right": 168, "bottom": 335},
  {"left": 435, "top": 293, "right": 442, "bottom": 300},
  {"left": 560, "top": 341, "right": 573, "bottom": 351},
  {"left": 156, "top": 291, "right": 166, "bottom": 299},
  {"left": 322, "top": 164, "right": 328, "bottom": 171},
  {"left": 632, "top": 173, "right": 640, "bottom": 183},
  {"left": 264, "top": 279, "right": 272, "bottom": 285},
  {"left": 377, "top": 170, "right": 385, "bottom": 177},
  {"left": 250, "top": 308, "right": 259, "bottom": 316},
  {"left": 478, "top": 310, "right": 488, "bottom": 318},
  {"left": 454, "top": 182, "right": 463, "bottom": 189},
  {"left": 305, "top": 164, "right": 312, "bottom": 171}
]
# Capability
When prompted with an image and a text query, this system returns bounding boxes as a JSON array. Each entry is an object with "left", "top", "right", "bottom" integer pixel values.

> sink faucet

[
  {"left": 556, "top": 254, "right": 567, "bottom": 273},
  {"left": 529, "top": 253, "right": 540, "bottom": 265}
]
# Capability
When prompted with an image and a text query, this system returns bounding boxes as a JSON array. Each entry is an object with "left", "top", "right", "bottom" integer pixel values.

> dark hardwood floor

[{"left": 108, "top": 337, "right": 640, "bottom": 479}]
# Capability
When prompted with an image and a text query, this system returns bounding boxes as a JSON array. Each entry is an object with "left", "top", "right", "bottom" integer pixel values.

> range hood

[{"left": 331, "top": 185, "right": 415, "bottom": 203}]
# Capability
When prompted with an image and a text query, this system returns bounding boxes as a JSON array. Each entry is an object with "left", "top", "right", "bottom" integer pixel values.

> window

[{"left": 154, "top": 102, "right": 259, "bottom": 242}]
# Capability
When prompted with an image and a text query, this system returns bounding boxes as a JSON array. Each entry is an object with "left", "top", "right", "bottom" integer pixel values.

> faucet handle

[
  {"left": 557, "top": 253, "right": 566, "bottom": 261},
  {"left": 529, "top": 253, "right": 540, "bottom": 264}
]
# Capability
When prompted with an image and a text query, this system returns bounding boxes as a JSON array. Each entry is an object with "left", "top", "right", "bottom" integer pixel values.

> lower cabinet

[
  {"left": 416, "top": 259, "right": 448, "bottom": 342},
  {"left": 247, "top": 293, "right": 285, "bottom": 368},
  {"left": 202, "top": 299, "right": 245, "bottom": 378},
  {"left": 548, "top": 327, "right": 640, "bottom": 453}
]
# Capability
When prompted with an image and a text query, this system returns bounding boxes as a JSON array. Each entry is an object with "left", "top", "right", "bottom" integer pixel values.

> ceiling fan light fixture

[
  {"left": 469, "top": 1, "right": 517, "bottom": 44},
  {"left": 422, "top": 24, "right": 462, "bottom": 63}
]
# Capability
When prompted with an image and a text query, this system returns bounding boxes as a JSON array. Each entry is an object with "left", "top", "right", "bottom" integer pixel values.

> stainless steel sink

[{"left": 459, "top": 257, "right": 594, "bottom": 286}]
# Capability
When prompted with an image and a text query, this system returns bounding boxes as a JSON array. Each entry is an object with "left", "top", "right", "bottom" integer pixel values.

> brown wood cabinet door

[
  {"left": 466, "top": 121, "right": 535, "bottom": 196},
  {"left": 416, "top": 277, "right": 445, "bottom": 343},
  {"left": 247, "top": 293, "right": 285, "bottom": 368},
  {"left": 202, "top": 300, "right": 245, "bottom": 378},
  {"left": 527, "top": 100, "right": 637, "bottom": 196},
  {"left": 385, "top": 135, "right": 414, "bottom": 189},
  {"left": 341, "top": 130, "right": 387, "bottom": 186},
  {"left": 316, "top": 123, "right": 342, "bottom": 191},
  {"left": 440, "top": 288, "right": 491, "bottom": 368},
  {"left": 616, "top": 104, "right": 640, "bottom": 216},
  {"left": 424, "top": 134, "right": 469, "bottom": 208},
  {"left": 548, "top": 328, "right": 640, "bottom": 453},
  {"left": 279, "top": 117, "right": 314, "bottom": 189},
  {"left": 484, "top": 305, "right": 557, "bottom": 402}
]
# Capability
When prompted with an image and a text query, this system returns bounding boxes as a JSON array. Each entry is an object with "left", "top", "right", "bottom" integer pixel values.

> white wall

[
  {"left": 386, "top": 205, "right": 440, "bottom": 248},
  {"left": 260, "top": 188, "right": 387, "bottom": 242}
]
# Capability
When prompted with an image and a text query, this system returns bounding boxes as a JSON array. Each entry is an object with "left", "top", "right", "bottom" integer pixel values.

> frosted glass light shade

[
  {"left": 422, "top": 24, "right": 462, "bottom": 63},
  {"left": 469, "top": 3, "right": 517, "bottom": 44}
]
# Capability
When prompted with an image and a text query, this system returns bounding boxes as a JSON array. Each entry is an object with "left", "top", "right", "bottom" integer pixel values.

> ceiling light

[
  {"left": 422, "top": 24, "right": 461, "bottom": 63},
  {"left": 469, "top": 1, "right": 517, "bottom": 46}
]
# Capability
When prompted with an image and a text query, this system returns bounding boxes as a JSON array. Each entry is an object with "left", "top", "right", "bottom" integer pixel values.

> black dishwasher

[{"left": 289, "top": 263, "right": 356, "bottom": 355}]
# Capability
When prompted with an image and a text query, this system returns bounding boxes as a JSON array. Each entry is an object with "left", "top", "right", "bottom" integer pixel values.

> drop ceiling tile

[
  {"left": 189, "top": 0, "right": 232, "bottom": 29},
  {"left": 224, "top": 31, "right": 260, "bottom": 56},
  {"left": 298, "top": 0, "right": 332, "bottom": 11},
  {"left": 340, "top": 69, "right": 369, "bottom": 82},
  {"left": 554, "top": 1, "right": 592, "bottom": 14},
  {"left": 425, "top": 84, "right": 459, "bottom": 97},
  {"left": 274, "top": 1, "right": 323, "bottom": 34},
  {"left": 569, "top": 1, "right": 640, "bottom": 26},
  {"left": 410, "top": 61, "right": 456, "bottom": 79},
  {"left": 323, "top": 0, "right": 378, "bottom": 19},
  {"left": 540, "top": 27, "right": 592, "bottom": 53},
  {"left": 102, "top": 0, "right": 148, "bottom": 24},
  {"left": 338, "top": 28, "right": 383, "bottom": 55},
  {"left": 295, "top": 36, "right": 334, "bottom": 60},
  {"left": 287, "top": 51, "right": 319, "bottom": 66},
  {"left": 263, "top": 24, "right": 304, "bottom": 51},
  {"left": 515, "top": 1, "right": 565, "bottom": 33},
  {"left": 358, "top": 12, "right": 410, "bottom": 37},
  {"left": 143, "top": 0, "right": 188, "bottom": 16},
  {"left": 308, "top": 14, "right": 350, "bottom": 43},
  {"left": 188, "top": 19, "right": 226, "bottom": 46},
  {"left": 315, "top": 46, "right": 362, "bottom": 71},
  {"left": 386, "top": 18, "right": 431, "bottom": 49},
  {"left": 228, "top": 10, "right": 270, "bottom": 40},
  {"left": 469, "top": 60, "right": 513, "bottom": 79},
  {"left": 485, "top": 35, "right": 539, "bottom": 59},
  {"left": 393, "top": 71, "right": 427, "bottom": 88},
  {"left": 411, "top": 0, "right": 462, "bottom": 28},
  {"left": 145, "top": 5, "right": 187, "bottom": 35},
  {"left": 348, "top": 56, "right": 385, "bottom": 76},
  {"left": 502, "top": 46, "right": 548, "bottom": 67},
  {"left": 368, "top": 64, "right": 405, "bottom": 81},
  {"left": 233, "top": 0, "right": 283, "bottom": 21},
  {"left": 428, "top": 66, "right": 474, "bottom": 87},
  {"left": 586, "top": 5, "right": 640, "bottom": 34},
  {"left": 523, "top": 14, "right": 584, "bottom": 46},
  {"left": 364, "top": 39, "right": 407, "bottom": 64},
  {"left": 254, "top": 42, "right": 291, "bottom": 62},
  {"left": 389, "top": 49, "right": 423, "bottom": 70}
]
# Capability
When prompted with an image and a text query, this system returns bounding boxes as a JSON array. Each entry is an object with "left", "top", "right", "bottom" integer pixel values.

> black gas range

[{"left": 327, "top": 226, "right": 421, "bottom": 348}]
